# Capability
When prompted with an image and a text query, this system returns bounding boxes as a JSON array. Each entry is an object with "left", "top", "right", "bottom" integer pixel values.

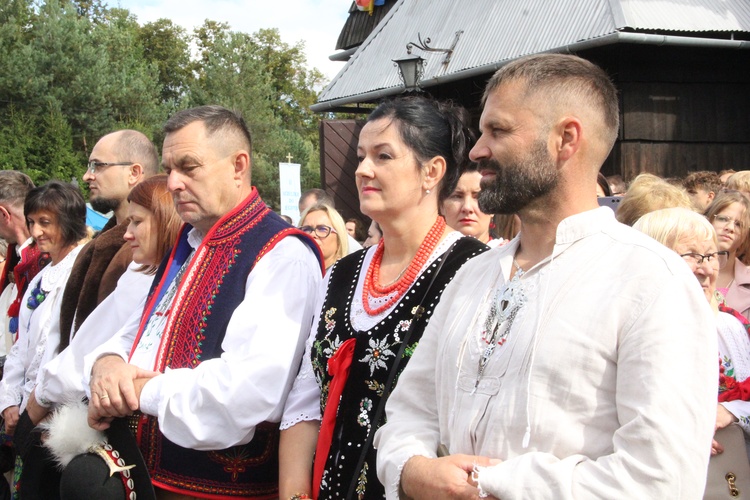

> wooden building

[{"left": 315, "top": 0, "right": 750, "bottom": 218}]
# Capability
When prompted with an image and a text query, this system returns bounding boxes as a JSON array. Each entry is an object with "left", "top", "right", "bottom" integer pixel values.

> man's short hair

[
  {"left": 683, "top": 171, "right": 721, "bottom": 196},
  {"left": 0, "top": 171, "right": 35, "bottom": 207},
  {"left": 164, "top": 105, "right": 253, "bottom": 154},
  {"left": 483, "top": 53, "right": 620, "bottom": 150},
  {"left": 299, "top": 188, "right": 334, "bottom": 208},
  {"left": 111, "top": 130, "right": 160, "bottom": 176}
]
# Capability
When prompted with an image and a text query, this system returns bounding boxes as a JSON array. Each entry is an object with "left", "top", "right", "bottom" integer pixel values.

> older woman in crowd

[
  {"left": 705, "top": 191, "right": 750, "bottom": 318},
  {"left": 0, "top": 182, "right": 86, "bottom": 495},
  {"left": 634, "top": 207, "right": 750, "bottom": 460},
  {"left": 441, "top": 165, "right": 496, "bottom": 246},
  {"left": 278, "top": 96, "right": 487, "bottom": 499},
  {"left": 0, "top": 182, "right": 87, "bottom": 434},
  {"left": 615, "top": 173, "right": 693, "bottom": 226},
  {"left": 299, "top": 203, "right": 348, "bottom": 272}
]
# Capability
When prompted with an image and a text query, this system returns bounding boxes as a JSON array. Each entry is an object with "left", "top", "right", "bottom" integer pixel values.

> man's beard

[
  {"left": 90, "top": 196, "right": 120, "bottom": 214},
  {"left": 477, "top": 139, "right": 559, "bottom": 214}
]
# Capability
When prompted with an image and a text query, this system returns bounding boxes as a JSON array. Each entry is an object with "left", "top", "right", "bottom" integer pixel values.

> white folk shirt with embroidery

[
  {"left": 374, "top": 207, "right": 718, "bottom": 499},
  {"left": 84, "top": 227, "right": 322, "bottom": 451},
  {"left": 0, "top": 244, "right": 83, "bottom": 413}
]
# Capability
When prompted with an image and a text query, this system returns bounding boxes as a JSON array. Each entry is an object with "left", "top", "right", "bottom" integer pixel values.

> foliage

[{"left": 0, "top": 0, "right": 325, "bottom": 203}]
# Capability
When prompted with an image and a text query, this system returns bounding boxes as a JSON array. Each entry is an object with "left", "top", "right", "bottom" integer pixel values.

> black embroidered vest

[
  {"left": 133, "top": 189, "right": 322, "bottom": 499},
  {"left": 311, "top": 237, "right": 486, "bottom": 499}
]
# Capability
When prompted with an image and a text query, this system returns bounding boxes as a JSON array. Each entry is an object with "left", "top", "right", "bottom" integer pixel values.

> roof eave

[{"left": 311, "top": 31, "right": 750, "bottom": 112}]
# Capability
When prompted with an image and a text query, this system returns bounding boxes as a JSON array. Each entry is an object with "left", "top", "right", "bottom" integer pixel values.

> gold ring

[{"left": 100, "top": 393, "right": 109, "bottom": 400}]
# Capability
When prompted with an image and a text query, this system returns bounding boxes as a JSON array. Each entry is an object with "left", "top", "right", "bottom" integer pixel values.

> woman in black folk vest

[{"left": 279, "top": 96, "right": 488, "bottom": 500}]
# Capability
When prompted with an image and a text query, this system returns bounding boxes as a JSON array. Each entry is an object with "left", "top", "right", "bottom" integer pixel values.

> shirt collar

[
  {"left": 554, "top": 206, "right": 614, "bottom": 248},
  {"left": 187, "top": 227, "right": 205, "bottom": 250},
  {"left": 16, "top": 237, "right": 34, "bottom": 256}
]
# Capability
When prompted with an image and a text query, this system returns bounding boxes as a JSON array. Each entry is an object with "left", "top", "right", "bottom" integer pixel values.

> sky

[{"left": 107, "top": 0, "right": 351, "bottom": 84}]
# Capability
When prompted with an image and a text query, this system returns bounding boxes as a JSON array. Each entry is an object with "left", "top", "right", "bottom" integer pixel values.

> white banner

[{"left": 279, "top": 162, "right": 302, "bottom": 224}]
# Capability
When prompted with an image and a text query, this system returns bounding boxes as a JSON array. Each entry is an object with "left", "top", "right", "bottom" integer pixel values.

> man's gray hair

[{"left": 0, "top": 171, "right": 35, "bottom": 206}]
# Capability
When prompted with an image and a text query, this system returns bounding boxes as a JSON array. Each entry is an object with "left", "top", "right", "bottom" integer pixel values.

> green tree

[{"left": 138, "top": 18, "right": 192, "bottom": 107}]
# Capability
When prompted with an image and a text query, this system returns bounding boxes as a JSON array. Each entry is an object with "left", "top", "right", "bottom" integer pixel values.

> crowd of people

[{"left": 0, "top": 53, "right": 745, "bottom": 500}]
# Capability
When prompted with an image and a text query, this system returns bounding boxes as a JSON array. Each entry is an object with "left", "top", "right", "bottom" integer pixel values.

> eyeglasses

[
  {"left": 679, "top": 251, "right": 729, "bottom": 269},
  {"left": 87, "top": 161, "right": 133, "bottom": 175},
  {"left": 299, "top": 224, "right": 336, "bottom": 239},
  {"left": 713, "top": 214, "right": 744, "bottom": 231}
]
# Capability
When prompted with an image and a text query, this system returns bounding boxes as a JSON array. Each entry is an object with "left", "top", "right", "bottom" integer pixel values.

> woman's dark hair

[
  {"left": 367, "top": 95, "right": 476, "bottom": 203},
  {"left": 24, "top": 181, "right": 87, "bottom": 247},
  {"left": 597, "top": 172, "right": 612, "bottom": 197},
  {"left": 127, "top": 174, "right": 182, "bottom": 274}
]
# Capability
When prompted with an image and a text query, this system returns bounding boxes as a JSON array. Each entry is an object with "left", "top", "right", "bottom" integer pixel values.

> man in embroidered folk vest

[
  {"left": 375, "top": 54, "right": 717, "bottom": 499},
  {"left": 86, "top": 105, "right": 324, "bottom": 499}
]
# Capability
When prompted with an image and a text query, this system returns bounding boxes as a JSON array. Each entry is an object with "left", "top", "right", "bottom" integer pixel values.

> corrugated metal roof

[
  {"left": 618, "top": 0, "right": 750, "bottom": 32},
  {"left": 314, "top": 0, "right": 750, "bottom": 110}
]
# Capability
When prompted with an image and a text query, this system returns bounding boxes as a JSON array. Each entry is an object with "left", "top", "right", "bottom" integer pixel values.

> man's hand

[
  {"left": 25, "top": 389, "right": 49, "bottom": 426},
  {"left": 401, "top": 455, "right": 501, "bottom": 500},
  {"left": 88, "top": 355, "right": 159, "bottom": 430},
  {"left": 1, "top": 406, "right": 20, "bottom": 436}
]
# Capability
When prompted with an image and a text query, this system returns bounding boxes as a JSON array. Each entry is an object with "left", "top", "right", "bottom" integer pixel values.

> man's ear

[
  {"left": 128, "top": 163, "right": 145, "bottom": 186},
  {"left": 555, "top": 117, "right": 583, "bottom": 163},
  {"left": 233, "top": 150, "right": 251, "bottom": 185},
  {"left": 0, "top": 206, "right": 11, "bottom": 223}
]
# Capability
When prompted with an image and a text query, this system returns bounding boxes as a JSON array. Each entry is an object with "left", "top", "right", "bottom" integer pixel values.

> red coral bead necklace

[{"left": 362, "top": 216, "right": 446, "bottom": 315}]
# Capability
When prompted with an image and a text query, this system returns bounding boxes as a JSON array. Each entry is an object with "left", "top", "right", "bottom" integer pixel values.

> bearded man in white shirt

[
  {"left": 374, "top": 54, "right": 717, "bottom": 499},
  {"left": 85, "top": 105, "right": 323, "bottom": 499}
]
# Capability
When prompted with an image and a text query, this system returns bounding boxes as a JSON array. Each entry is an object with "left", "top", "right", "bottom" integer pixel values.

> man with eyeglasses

[{"left": 56, "top": 130, "right": 160, "bottom": 348}]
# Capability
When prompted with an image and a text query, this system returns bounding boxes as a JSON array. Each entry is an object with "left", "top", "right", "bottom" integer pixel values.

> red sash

[{"left": 312, "top": 338, "right": 357, "bottom": 499}]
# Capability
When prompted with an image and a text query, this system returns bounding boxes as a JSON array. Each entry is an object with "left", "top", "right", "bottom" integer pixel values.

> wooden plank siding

[{"left": 319, "top": 120, "right": 366, "bottom": 222}]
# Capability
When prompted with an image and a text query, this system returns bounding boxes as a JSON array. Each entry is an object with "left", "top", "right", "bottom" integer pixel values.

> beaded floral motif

[
  {"left": 355, "top": 463, "right": 368, "bottom": 500},
  {"left": 357, "top": 398, "right": 373, "bottom": 428},
  {"left": 360, "top": 337, "right": 396, "bottom": 376},
  {"left": 324, "top": 308, "right": 337, "bottom": 333}
]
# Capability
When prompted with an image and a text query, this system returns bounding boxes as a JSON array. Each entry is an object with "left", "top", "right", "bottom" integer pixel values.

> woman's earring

[{"left": 425, "top": 189, "right": 431, "bottom": 194}]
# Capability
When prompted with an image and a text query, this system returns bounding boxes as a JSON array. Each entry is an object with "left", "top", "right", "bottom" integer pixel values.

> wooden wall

[
  {"left": 319, "top": 119, "right": 366, "bottom": 221},
  {"left": 590, "top": 44, "right": 750, "bottom": 180}
]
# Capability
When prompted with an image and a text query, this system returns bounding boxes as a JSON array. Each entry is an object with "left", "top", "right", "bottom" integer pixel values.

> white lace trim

[
  {"left": 279, "top": 413, "right": 320, "bottom": 431},
  {"left": 473, "top": 464, "right": 490, "bottom": 498}
]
